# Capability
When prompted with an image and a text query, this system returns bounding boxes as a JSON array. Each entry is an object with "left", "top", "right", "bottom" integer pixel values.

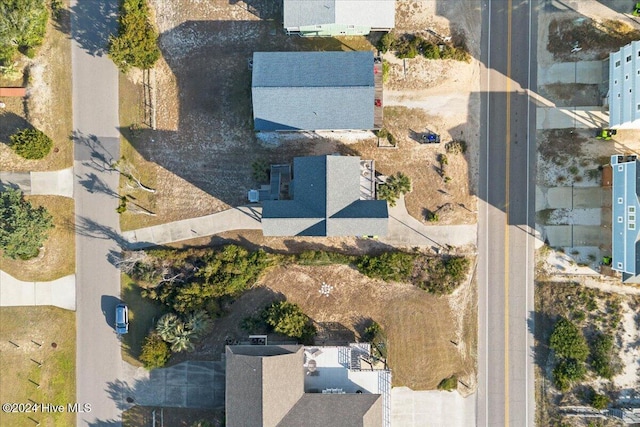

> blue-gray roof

[
  {"left": 283, "top": 0, "right": 396, "bottom": 29},
  {"left": 611, "top": 155, "right": 640, "bottom": 276},
  {"left": 252, "top": 51, "right": 375, "bottom": 131},
  {"left": 262, "top": 155, "right": 388, "bottom": 236}
]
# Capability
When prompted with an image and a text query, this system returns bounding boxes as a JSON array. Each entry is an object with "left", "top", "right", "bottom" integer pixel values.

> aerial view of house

[
  {"left": 609, "top": 40, "right": 640, "bottom": 129},
  {"left": 225, "top": 344, "right": 390, "bottom": 427},
  {"left": 283, "top": 0, "right": 396, "bottom": 37},
  {"left": 251, "top": 51, "right": 383, "bottom": 131},
  {"left": 610, "top": 154, "right": 640, "bottom": 281},
  {"left": 261, "top": 154, "right": 388, "bottom": 237}
]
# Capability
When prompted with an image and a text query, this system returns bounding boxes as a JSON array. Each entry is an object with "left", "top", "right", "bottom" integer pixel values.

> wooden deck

[{"left": 374, "top": 60, "right": 383, "bottom": 129}]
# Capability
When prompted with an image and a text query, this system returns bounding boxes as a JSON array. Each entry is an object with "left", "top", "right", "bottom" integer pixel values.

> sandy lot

[{"left": 174, "top": 261, "right": 477, "bottom": 393}]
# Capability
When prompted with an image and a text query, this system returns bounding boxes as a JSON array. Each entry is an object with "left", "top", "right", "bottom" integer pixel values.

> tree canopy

[
  {"left": 0, "top": 188, "right": 54, "bottom": 259},
  {"left": 378, "top": 172, "right": 412, "bottom": 207},
  {"left": 263, "top": 301, "right": 316, "bottom": 342},
  {"left": 108, "top": 0, "right": 160, "bottom": 71},
  {"left": 0, "top": 0, "right": 48, "bottom": 64}
]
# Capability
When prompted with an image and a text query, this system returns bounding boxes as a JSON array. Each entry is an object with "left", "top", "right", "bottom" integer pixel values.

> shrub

[
  {"left": 427, "top": 212, "right": 439, "bottom": 222},
  {"left": 552, "top": 357, "right": 585, "bottom": 391},
  {"left": 394, "top": 35, "right": 418, "bottom": 59},
  {"left": 263, "top": 301, "right": 316, "bottom": 343},
  {"left": 590, "top": 332, "right": 617, "bottom": 379},
  {"left": 437, "top": 375, "right": 458, "bottom": 391},
  {"left": 108, "top": 0, "right": 160, "bottom": 71},
  {"left": 377, "top": 32, "right": 395, "bottom": 53},
  {"left": 382, "top": 61, "right": 390, "bottom": 83},
  {"left": 415, "top": 256, "right": 470, "bottom": 295},
  {"left": 446, "top": 140, "right": 467, "bottom": 154},
  {"left": 296, "top": 250, "right": 352, "bottom": 266},
  {"left": 139, "top": 333, "right": 170, "bottom": 369},
  {"left": 9, "top": 128, "right": 53, "bottom": 159},
  {"left": 0, "top": 188, "right": 54, "bottom": 259},
  {"left": 362, "top": 321, "right": 381, "bottom": 342},
  {"left": 0, "top": 0, "right": 48, "bottom": 65},
  {"left": 356, "top": 251, "right": 415, "bottom": 282},
  {"left": 550, "top": 317, "right": 589, "bottom": 362},
  {"left": 590, "top": 392, "right": 609, "bottom": 410}
]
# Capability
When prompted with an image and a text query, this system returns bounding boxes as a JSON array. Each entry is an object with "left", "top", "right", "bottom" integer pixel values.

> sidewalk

[
  {"left": 0, "top": 270, "right": 75, "bottom": 310},
  {"left": 0, "top": 167, "right": 74, "bottom": 197}
]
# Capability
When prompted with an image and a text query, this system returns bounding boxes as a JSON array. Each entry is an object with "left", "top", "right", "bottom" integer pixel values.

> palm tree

[
  {"left": 169, "top": 323, "right": 195, "bottom": 353},
  {"left": 185, "top": 310, "right": 212, "bottom": 338},
  {"left": 156, "top": 313, "right": 180, "bottom": 342}
]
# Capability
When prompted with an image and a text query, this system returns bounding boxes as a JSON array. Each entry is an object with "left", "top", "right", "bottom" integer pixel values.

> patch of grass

[
  {"left": 0, "top": 307, "right": 75, "bottom": 427},
  {"left": 120, "top": 275, "right": 169, "bottom": 366},
  {"left": 0, "top": 196, "right": 74, "bottom": 281}
]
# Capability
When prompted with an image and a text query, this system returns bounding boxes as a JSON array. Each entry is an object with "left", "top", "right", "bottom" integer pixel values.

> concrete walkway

[
  {"left": 0, "top": 270, "right": 75, "bottom": 310},
  {"left": 122, "top": 206, "right": 263, "bottom": 248},
  {"left": 0, "top": 168, "right": 74, "bottom": 197}
]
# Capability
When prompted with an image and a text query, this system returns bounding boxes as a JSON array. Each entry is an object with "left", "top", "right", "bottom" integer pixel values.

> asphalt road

[
  {"left": 477, "top": 1, "right": 537, "bottom": 426},
  {"left": 71, "top": 0, "right": 123, "bottom": 425}
]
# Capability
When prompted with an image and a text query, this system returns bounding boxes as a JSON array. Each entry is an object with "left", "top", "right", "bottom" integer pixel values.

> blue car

[{"left": 115, "top": 304, "right": 129, "bottom": 335}]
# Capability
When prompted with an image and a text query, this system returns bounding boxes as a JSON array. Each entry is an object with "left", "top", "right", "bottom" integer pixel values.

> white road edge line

[
  {"left": 525, "top": 0, "right": 532, "bottom": 425},
  {"left": 484, "top": 1, "right": 492, "bottom": 426}
]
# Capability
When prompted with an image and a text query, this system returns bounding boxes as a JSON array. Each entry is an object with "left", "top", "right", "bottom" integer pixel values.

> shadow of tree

[{"left": 55, "top": 1, "right": 118, "bottom": 56}]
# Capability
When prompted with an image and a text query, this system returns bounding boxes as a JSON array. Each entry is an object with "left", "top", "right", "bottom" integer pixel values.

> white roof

[{"left": 609, "top": 40, "right": 640, "bottom": 128}]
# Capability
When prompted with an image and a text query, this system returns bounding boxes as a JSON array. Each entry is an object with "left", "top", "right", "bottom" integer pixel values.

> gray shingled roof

[
  {"left": 283, "top": 0, "right": 396, "bottom": 29},
  {"left": 262, "top": 155, "right": 388, "bottom": 237},
  {"left": 226, "top": 346, "right": 304, "bottom": 427},
  {"left": 252, "top": 51, "right": 375, "bottom": 131},
  {"left": 278, "top": 394, "right": 383, "bottom": 427}
]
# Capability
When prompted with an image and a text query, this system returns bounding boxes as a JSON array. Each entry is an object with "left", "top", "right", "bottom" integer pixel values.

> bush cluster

[
  {"left": 356, "top": 251, "right": 415, "bottom": 282},
  {"left": 243, "top": 301, "right": 316, "bottom": 344},
  {"left": 139, "top": 333, "right": 170, "bottom": 369},
  {"left": 9, "top": 128, "right": 53, "bottom": 159},
  {"left": 549, "top": 317, "right": 589, "bottom": 390},
  {"left": 377, "top": 32, "right": 470, "bottom": 62},
  {"left": 137, "top": 245, "right": 275, "bottom": 315},
  {"left": 414, "top": 256, "right": 470, "bottom": 295},
  {"left": 590, "top": 332, "right": 618, "bottom": 379},
  {"left": 108, "top": 0, "right": 160, "bottom": 71}
]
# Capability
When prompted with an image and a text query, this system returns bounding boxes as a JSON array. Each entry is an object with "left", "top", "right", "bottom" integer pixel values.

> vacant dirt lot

[
  {"left": 117, "top": 0, "right": 480, "bottom": 229},
  {"left": 0, "top": 1, "right": 73, "bottom": 172},
  {"left": 176, "top": 261, "right": 477, "bottom": 393},
  {"left": 0, "top": 307, "right": 75, "bottom": 427}
]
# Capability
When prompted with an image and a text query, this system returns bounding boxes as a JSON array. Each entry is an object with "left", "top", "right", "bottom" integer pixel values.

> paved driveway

[
  {"left": 391, "top": 388, "right": 475, "bottom": 427},
  {"left": 538, "top": 61, "right": 604, "bottom": 85},
  {"left": 121, "top": 361, "right": 225, "bottom": 409},
  {"left": 537, "top": 106, "right": 607, "bottom": 129}
]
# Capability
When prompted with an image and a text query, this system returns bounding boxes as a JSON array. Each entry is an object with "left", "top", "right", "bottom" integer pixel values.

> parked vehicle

[
  {"left": 421, "top": 132, "right": 441, "bottom": 144},
  {"left": 115, "top": 304, "right": 129, "bottom": 335}
]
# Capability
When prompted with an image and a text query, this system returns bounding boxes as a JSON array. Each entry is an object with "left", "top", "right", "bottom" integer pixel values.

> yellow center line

[{"left": 505, "top": 0, "right": 513, "bottom": 426}]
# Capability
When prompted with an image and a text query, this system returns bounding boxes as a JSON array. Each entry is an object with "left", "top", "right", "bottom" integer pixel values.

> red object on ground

[
  {"left": 0, "top": 87, "right": 26, "bottom": 97},
  {"left": 374, "top": 99, "right": 382, "bottom": 107}
]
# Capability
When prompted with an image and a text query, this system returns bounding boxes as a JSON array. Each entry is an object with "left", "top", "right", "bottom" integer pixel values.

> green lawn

[
  {"left": 120, "top": 275, "right": 169, "bottom": 366},
  {"left": 0, "top": 307, "right": 75, "bottom": 427}
]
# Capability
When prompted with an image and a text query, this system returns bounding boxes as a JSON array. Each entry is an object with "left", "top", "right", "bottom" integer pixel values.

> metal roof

[
  {"left": 610, "top": 155, "right": 640, "bottom": 275},
  {"left": 262, "top": 155, "right": 388, "bottom": 236},
  {"left": 252, "top": 51, "right": 375, "bottom": 131},
  {"left": 283, "top": 0, "right": 396, "bottom": 29},
  {"left": 609, "top": 40, "right": 640, "bottom": 128}
]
